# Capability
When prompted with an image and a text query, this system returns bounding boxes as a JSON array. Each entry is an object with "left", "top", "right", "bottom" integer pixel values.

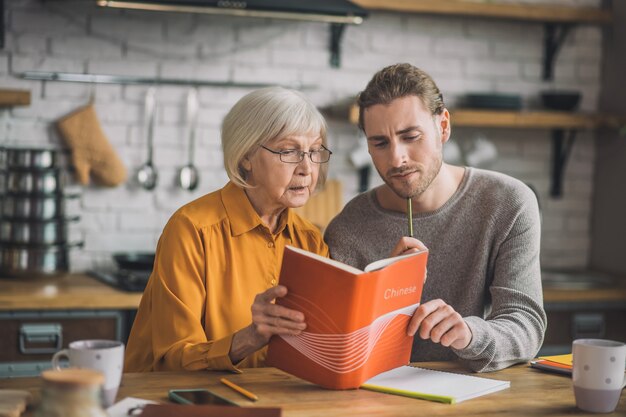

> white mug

[
  {"left": 52, "top": 339, "right": 124, "bottom": 407},
  {"left": 572, "top": 338, "right": 626, "bottom": 413}
]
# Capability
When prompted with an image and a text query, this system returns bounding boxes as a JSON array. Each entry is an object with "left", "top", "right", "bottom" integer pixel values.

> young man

[{"left": 325, "top": 63, "right": 546, "bottom": 372}]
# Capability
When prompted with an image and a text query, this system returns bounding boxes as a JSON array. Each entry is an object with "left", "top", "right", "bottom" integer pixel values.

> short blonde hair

[{"left": 222, "top": 87, "right": 328, "bottom": 189}]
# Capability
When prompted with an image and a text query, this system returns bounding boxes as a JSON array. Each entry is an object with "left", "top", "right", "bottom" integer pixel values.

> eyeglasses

[{"left": 260, "top": 144, "right": 332, "bottom": 164}]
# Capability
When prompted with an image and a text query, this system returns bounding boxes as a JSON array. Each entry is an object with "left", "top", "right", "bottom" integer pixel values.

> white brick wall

[{"left": 1, "top": 0, "right": 603, "bottom": 271}]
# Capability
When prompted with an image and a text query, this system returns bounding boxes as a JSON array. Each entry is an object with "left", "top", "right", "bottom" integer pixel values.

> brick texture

[{"left": 1, "top": 0, "right": 601, "bottom": 270}]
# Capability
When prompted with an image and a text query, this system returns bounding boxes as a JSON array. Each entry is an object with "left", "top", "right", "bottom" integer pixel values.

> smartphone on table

[{"left": 168, "top": 389, "right": 239, "bottom": 406}]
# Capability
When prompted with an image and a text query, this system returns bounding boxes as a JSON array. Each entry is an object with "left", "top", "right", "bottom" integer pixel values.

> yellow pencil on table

[
  {"left": 220, "top": 377, "right": 259, "bottom": 402},
  {"left": 407, "top": 198, "right": 413, "bottom": 237}
]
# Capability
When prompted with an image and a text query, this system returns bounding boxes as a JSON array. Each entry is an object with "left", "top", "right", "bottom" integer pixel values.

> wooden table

[{"left": 1, "top": 362, "right": 624, "bottom": 416}]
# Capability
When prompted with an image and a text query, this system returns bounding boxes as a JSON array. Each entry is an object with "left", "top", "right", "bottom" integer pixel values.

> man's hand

[
  {"left": 407, "top": 299, "right": 472, "bottom": 350},
  {"left": 389, "top": 236, "right": 428, "bottom": 257}
]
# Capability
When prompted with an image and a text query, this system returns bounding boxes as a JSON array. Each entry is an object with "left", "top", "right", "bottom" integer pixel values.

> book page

[
  {"left": 362, "top": 366, "right": 510, "bottom": 404},
  {"left": 364, "top": 250, "right": 427, "bottom": 273},
  {"left": 286, "top": 246, "right": 364, "bottom": 274}
]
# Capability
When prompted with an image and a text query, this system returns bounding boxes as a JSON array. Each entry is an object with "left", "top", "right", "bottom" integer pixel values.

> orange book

[{"left": 266, "top": 246, "right": 428, "bottom": 390}]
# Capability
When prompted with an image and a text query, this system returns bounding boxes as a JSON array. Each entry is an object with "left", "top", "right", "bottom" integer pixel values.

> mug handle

[{"left": 51, "top": 349, "right": 69, "bottom": 370}]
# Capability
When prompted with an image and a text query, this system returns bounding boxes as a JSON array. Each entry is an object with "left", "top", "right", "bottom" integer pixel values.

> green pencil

[{"left": 407, "top": 198, "right": 413, "bottom": 237}]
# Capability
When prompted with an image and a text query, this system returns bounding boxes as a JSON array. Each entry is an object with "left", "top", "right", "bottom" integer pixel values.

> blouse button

[
  {"left": 267, "top": 242, "right": 274, "bottom": 248},
  {"left": 271, "top": 279, "right": 277, "bottom": 286}
]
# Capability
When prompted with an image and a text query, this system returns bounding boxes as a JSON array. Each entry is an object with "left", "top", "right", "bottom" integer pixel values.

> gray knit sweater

[{"left": 324, "top": 167, "right": 546, "bottom": 372}]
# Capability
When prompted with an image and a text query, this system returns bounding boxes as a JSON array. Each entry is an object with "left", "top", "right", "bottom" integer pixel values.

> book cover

[
  {"left": 362, "top": 366, "right": 510, "bottom": 404},
  {"left": 529, "top": 353, "right": 573, "bottom": 375},
  {"left": 266, "top": 246, "right": 428, "bottom": 390},
  {"left": 138, "top": 404, "right": 281, "bottom": 417}
]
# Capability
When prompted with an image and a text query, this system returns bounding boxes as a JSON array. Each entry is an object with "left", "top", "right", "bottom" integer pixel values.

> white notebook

[{"left": 362, "top": 366, "right": 510, "bottom": 404}]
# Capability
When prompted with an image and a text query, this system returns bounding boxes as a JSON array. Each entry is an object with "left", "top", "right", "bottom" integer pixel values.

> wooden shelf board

[
  {"left": 0, "top": 89, "right": 31, "bottom": 107},
  {"left": 352, "top": 0, "right": 612, "bottom": 24},
  {"left": 349, "top": 105, "right": 616, "bottom": 130},
  {"left": 450, "top": 109, "right": 604, "bottom": 129}
]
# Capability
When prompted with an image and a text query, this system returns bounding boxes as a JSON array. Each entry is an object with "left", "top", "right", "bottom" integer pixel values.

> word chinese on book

[{"left": 267, "top": 246, "right": 428, "bottom": 389}]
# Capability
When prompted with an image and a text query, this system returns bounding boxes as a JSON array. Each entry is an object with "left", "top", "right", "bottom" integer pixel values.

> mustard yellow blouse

[{"left": 124, "top": 182, "right": 329, "bottom": 372}]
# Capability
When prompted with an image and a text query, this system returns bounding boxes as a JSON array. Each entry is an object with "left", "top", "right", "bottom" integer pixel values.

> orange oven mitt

[{"left": 57, "top": 104, "right": 127, "bottom": 187}]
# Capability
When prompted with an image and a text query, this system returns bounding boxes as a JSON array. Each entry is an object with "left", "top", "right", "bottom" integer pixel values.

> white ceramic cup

[
  {"left": 52, "top": 339, "right": 124, "bottom": 407},
  {"left": 572, "top": 338, "right": 626, "bottom": 413}
]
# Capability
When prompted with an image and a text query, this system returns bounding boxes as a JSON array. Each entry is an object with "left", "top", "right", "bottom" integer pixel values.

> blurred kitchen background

[{"left": 0, "top": 0, "right": 625, "bottom": 375}]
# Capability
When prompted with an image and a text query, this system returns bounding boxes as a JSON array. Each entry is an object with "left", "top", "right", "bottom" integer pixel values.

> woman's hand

[
  {"left": 389, "top": 236, "right": 428, "bottom": 257},
  {"left": 407, "top": 299, "right": 472, "bottom": 350},
  {"left": 230, "top": 285, "right": 305, "bottom": 363},
  {"left": 250, "top": 285, "right": 306, "bottom": 341}
]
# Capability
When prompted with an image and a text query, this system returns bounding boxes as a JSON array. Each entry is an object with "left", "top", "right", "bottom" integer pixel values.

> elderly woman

[{"left": 124, "top": 87, "right": 333, "bottom": 372}]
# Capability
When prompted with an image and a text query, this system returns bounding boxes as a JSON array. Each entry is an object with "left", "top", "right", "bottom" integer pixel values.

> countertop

[
  {"left": 0, "top": 273, "right": 142, "bottom": 311},
  {"left": 0, "top": 273, "right": 625, "bottom": 311}
]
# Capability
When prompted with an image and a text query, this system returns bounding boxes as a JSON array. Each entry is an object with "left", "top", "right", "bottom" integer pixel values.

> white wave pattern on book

[{"left": 280, "top": 304, "right": 419, "bottom": 374}]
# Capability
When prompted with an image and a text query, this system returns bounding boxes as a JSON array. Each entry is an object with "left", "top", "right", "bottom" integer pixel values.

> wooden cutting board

[{"left": 0, "top": 89, "right": 31, "bottom": 107}]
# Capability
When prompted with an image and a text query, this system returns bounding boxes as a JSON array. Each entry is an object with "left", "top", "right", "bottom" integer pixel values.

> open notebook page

[{"left": 362, "top": 366, "right": 510, "bottom": 404}]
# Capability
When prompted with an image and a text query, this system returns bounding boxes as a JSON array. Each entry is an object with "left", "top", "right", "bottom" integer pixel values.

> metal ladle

[
  {"left": 136, "top": 87, "right": 158, "bottom": 190},
  {"left": 177, "top": 88, "right": 200, "bottom": 191}
]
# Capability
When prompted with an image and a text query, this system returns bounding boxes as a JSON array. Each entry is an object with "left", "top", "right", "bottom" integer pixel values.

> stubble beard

[{"left": 378, "top": 152, "right": 443, "bottom": 200}]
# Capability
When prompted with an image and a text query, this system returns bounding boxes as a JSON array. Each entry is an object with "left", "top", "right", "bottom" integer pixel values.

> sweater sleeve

[{"left": 452, "top": 189, "right": 547, "bottom": 372}]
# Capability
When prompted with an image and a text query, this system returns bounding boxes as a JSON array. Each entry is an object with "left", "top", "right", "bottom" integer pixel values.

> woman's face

[{"left": 242, "top": 132, "right": 323, "bottom": 212}]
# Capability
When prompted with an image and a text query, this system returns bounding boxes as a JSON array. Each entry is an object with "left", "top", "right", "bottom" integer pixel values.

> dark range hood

[
  {"left": 96, "top": 0, "right": 368, "bottom": 67},
  {"left": 96, "top": 0, "right": 368, "bottom": 24}
]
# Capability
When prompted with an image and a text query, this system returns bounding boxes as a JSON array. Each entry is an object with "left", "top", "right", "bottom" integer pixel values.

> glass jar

[{"left": 35, "top": 368, "right": 108, "bottom": 417}]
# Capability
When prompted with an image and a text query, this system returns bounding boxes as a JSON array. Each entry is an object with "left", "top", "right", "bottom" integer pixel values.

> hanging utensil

[
  {"left": 177, "top": 88, "right": 200, "bottom": 191},
  {"left": 136, "top": 87, "right": 158, "bottom": 190}
]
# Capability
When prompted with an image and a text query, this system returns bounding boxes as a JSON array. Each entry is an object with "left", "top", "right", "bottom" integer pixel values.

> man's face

[{"left": 362, "top": 95, "right": 449, "bottom": 199}]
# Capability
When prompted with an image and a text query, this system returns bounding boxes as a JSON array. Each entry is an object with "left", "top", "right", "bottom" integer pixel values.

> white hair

[{"left": 222, "top": 87, "right": 328, "bottom": 188}]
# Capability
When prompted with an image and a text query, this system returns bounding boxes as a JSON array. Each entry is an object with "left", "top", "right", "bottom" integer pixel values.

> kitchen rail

[{"left": 20, "top": 71, "right": 315, "bottom": 90}]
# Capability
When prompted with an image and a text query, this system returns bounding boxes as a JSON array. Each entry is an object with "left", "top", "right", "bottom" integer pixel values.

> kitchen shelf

[
  {"left": 0, "top": 89, "right": 31, "bottom": 107},
  {"left": 352, "top": 0, "right": 612, "bottom": 80},
  {"left": 449, "top": 110, "right": 620, "bottom": 197},
  {"left": 347, "top": 106, "right": 616, "bottom": 130},
  {"left": 449, "top": 109, "right": 614, "bottom": 129},
  {"left": 351, "top": 0, "right": 612, "bottom": 24},
  {"left": 345, "top": 104, "right": 622, "bottom": 197}
]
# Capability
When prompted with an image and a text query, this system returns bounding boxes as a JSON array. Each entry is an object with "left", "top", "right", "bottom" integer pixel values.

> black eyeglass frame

[{"left": 259, "top": 144, "right": 333, "bottom": 164}]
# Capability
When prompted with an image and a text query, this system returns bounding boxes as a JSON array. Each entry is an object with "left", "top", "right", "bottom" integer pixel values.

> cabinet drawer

[
  {"left": 0, "top": 310, "right": 123, "bottom": 364},
  {"left": 543, "top": 306, "right": 626, "bottom": 354}
]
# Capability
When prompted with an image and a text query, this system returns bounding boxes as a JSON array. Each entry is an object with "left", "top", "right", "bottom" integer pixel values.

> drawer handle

[{"left": 19, "top": 323, "right": 63, "bottom": 354}]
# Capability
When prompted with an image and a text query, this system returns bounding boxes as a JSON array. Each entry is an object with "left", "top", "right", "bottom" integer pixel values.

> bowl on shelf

[{"left": 540, "top": 91, "right": 581, "bottom": 111}]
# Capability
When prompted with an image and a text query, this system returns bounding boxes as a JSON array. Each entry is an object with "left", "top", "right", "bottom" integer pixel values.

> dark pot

[
  {"left": 540, "top": 91, "right": 581, "bottom": 111},
  {"left": 113, "top": 252, "right": 155, "bottom": 271}
]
